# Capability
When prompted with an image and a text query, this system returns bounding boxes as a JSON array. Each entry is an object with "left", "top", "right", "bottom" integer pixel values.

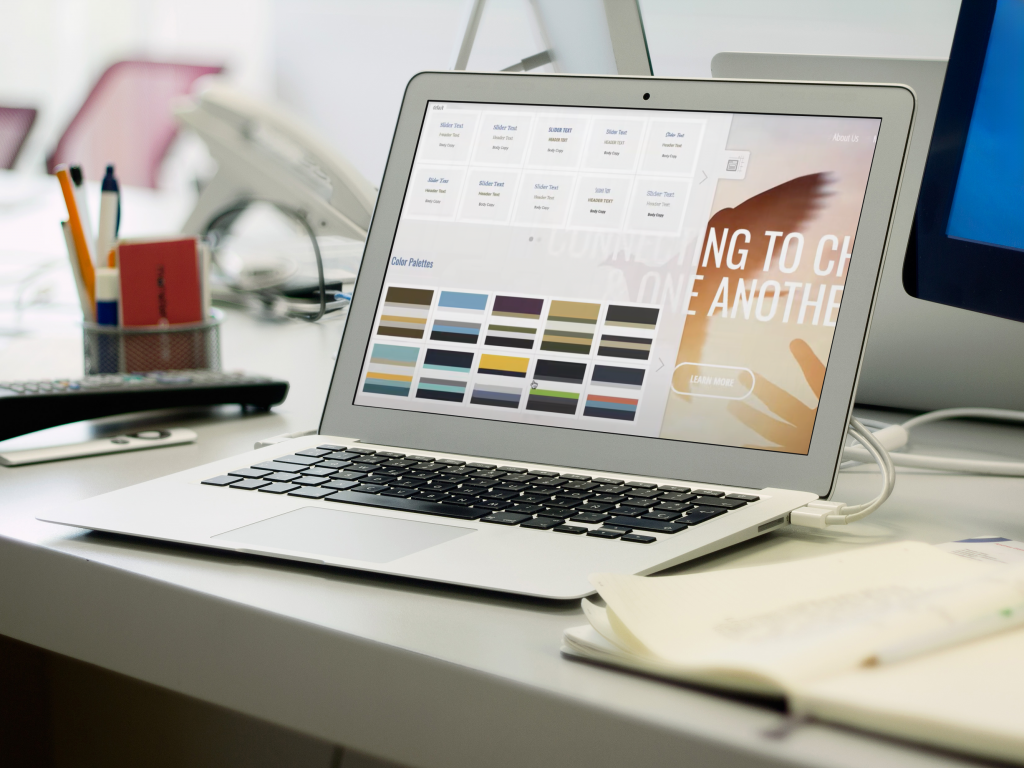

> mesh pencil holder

[{"left": 83, "top": 309, "right": 223, "bottom": 375}]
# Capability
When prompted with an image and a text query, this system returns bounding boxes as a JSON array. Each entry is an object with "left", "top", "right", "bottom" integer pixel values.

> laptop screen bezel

[{"left": 320, "top": 72, "right": 914, "bottom": 498}]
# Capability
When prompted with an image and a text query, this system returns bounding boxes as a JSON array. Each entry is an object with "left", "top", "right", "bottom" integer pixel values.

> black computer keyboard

[
  {"left": 203, "top": 445, "right": 759, "bottom": 543},
  {"left": 0, "top": 371, "right": 289, "bottom": 441}
]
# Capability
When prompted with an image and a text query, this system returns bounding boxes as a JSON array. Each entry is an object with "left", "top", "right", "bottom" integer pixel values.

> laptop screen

[{"left": 353, "top": 101, "right": 879, "bottom": 455}]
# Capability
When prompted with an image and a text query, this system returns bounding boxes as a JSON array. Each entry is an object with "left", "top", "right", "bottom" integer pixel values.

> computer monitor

[{"left": 712, "top": 0, "right": 1024, "bottom": 411}]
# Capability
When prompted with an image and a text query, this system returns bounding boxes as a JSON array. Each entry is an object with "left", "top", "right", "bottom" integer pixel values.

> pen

[
  {"left": 97, "top": 164, "right": 120, "bottom": 269},
  {"left": 69, "top": 165, "right": 95, "bottom": 258},
  {"left": 55, "top": 165, "right": 95, "bottom": 317},
  {"left": 94, "top": 268, "right": 119, "bottom": 326},
  {"left": 867, "top": 601, "right": 1024, "bottom": 666}
]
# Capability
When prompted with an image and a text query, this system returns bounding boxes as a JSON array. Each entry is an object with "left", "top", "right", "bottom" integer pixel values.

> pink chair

[
  {"left": 0, "top": 107, "right": 37, "bottom": 169},
  {"left": 47, "top": 60, "right": 223, "bottom": 189}
]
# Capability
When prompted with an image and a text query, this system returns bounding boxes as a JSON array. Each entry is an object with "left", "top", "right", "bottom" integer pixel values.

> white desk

[{"left": 3, "top": 173, "right": 1024, "bottom": 767}]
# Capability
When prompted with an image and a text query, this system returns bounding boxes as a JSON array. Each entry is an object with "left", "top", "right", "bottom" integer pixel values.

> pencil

[{"left": 55, "top": 164, "right": 95, "bottom": 312}]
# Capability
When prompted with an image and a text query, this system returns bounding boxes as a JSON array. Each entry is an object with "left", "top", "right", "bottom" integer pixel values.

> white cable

[{"left": 844, "top": 408, "right": 1024, "bottom": 476}]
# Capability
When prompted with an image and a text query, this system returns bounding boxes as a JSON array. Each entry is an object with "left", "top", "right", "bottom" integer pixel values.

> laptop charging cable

[{"left": 794, "top": 407, "right": 1024, "bottom": 528}]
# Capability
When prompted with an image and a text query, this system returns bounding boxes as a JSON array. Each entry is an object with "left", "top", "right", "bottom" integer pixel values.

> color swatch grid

[
  {"left": 361, "top": 285, "right": 658, "bottom": 428},
  {"left": 375, "top": 287, "right": 433, "bottom": 339}
]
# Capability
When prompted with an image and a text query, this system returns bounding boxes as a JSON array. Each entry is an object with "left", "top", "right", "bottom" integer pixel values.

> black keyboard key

[
  {"left": 577, "top": 502, "right": 613, "bottom": 513},
  {"left": 620, "top": 498, "right": 659, "bottom": 509},
  {"left": 435, "top": 458, "right": 466, "bottom": 466},
  {"left": 530, "top": 469, "right": 561, "bottom": 477},
  {"left": 405, "top": 470, "right": 440, "bottom": 480},
  {"left": 562, "top": 481, "right": 598, "bottom": 491},
  {"left": 323, "top": 479, "right": 359, "bottom": 491},
  {"left": 602, "top": 524, "right": 633, "bottom": 532},
  {"left": 373, "top": 467, "right": 404, "bottom": 477},
  {"left": 536, "top": 508, "right": 577, "bottom": 520},
  {"left": 554, "top": 525, "right": 587, "bottom": 535},
  {"left": 287, "top": 487, "right": 334, "bottom": 499},
  {"left": 659, "top": 485, "right": 691, "bottom": 493},
  {"left": 427, "top": 480, "right": 457, "bottom": 492},
  {"left": 326, "top": 451, "right": 359, "bottom": 461},
  {"left": 622, "top": 534, "right": 656, "bottom": 544},
  {"left": 531, "top": 477, "right": 567, "bottom": 487},
  {"left": 474, "top": 499, "right": 511, "bottom": 511},
  {"left": 693, "top": 497, "right": 746, "bottom": 509},
  {"left": 594, "top": 477, "right": 624, "bottom": 485},
  {"left": 660, "top": 492, "right": 696, "bottom": 504},
  {"left": 332, "top": 470, "right": 368, "bottom": 481},
  {"left": 626, "top": 481, "right": 657, "bottom": 489},
  {"left": 406, "top": 455, "right": 435, "bottom": 462},
  {"left": 594, "top": 484, "right": 628, "bottom": 494},
  {"left": 324, "top": 490, "right": 488, "bottom": 520},
  {"left": 355, "top": 455, "right": 389, "bottom": 465},
  {"left": 520, "top": 517, "right": 560, "bottom": 530},
  {"left": 683, "top": 508, "right": 728, "bottom": 524},
  {"left": 390, "top": 478, "right": 426, "bottom": 489},
  {"left": 642, "top": 510, "right": 681, "bottom": 521},
  {"left": 591, "top": 494, "right": 626, "bottom": 504},
  {"left": 467, "top": 462, "right": 497, "bottom": 469},
  {"left": 353, "top": 483, "right": 387, "bottom": 494},
  {"left": 495, "top": 481, "right": 529, "bottom": 492},
  {"left": 726, "top": 493, "right": 760, "bottom": 502},
  {"left": 624, "top": 488, "right": 662, "bottom": 499},
  {"left": 230, "top": 478, "right": 270, "bottom": 490},
  {"left": 413, "top": 462, "right": 447, "bottom": 472},
  {"left": 480, "top": 512, "right": 532, "bottom": 525},
  {"left": 259, "top": 482, "right": 300, "bottom": 495},
  {"left": 545, "top": 498, "right": 581, "bottom": 509},
  {"left": 452, "top": 486, "right": 488, "bottom": 498},
  {"left": 229, "top": 467, "right": 272, "bottom": 479},
  {"left": 293, "top": 476, "right": 327, "bottom": 486},
  {"left": 508, "top": 503, "right": 542, "bottom": 514},
  {"left": 573, "top": 512, "right": 610, "bottom": 524},
  {"left": 558, "top": 491, "right": 593, "bottom": 501},
  {"left": 380, "top": 487, "right": 418, "bottom": 498},
  {"left": 498, "top": 465, "right": 528, "bottom": 473},
  {"left": 472, "top": 469, "right": 507, "bottom": 480},
  {"left": 562, "top": 474, "right": 592, "bottom": 481},
  {"left": 439, "top": 466, "right": 475, "bottom": 477},
  {"left": 301, "top": 466, "right": 337, "bottom": 477},
  {"left": 608, "top": 507, "right": 643, "bottom": 518},
  {"left": 375, "top": 451, "right": 406, "bottom": 458},
  {"left": 461, "top": 478, "right": 498, "bottom": 489},
  {"left": 346, "top": 447, "right": 376, "bottom": 455},
  {"left": 653, "top": 501, "right": 692, "bottom": 513},
  {"left": 317, "top": 444, "right": 346, "bottom": 451},
  {"left": 606, "top": 516, "right": 686, "bottom": 534},
  {"left": 445, "top": 496, "right": 477, "bottom": 506},
  {"left": 693, "top": 489, "right": 725, "bottom": 497},
  {"left": 412, "top": 490, "right": 448, "bottom": 502},
  {"left": 587, "top": 528, "right": 623, "bottom": 539},
  {"left": 520, "top": 492, "right": 553, "bottom": 503},
  {"left": 383, "top": 459, "right": 418, "bottom": 468},
  {"left": 349, "top": 463, "right": 381, "bottom": 473},
  {"left": 253, "top": 461, "right": 303, "bottom": 473},
  {"left": 296, "top": 448, "right": 330, "bottom": 458},
  {"left": 480, "top": 489, "right": 518, "bottom": 501},
  {"left": 316, "top": 459, "right": 351, "bottom": 470},
  {"left": 202, "top": 475, "right": 240, "bottom": 486},
  {"left": 266, "top": 472, "right": 301, "bottom": 482},
  {"left": 274, "top": 454, "right": 320, "bottom": 466}
]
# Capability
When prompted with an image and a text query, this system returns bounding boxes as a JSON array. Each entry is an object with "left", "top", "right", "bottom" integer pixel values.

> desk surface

[{"left": 3, "top": 173, "right": 1024, "bottom": 768}]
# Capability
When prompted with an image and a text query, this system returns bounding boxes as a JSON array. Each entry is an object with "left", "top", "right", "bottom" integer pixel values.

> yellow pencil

[{"left": 55, "top": 164, "right": 95, "bottom": 313}]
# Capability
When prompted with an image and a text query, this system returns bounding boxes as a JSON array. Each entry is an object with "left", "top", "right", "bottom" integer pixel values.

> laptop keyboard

[{"left": 202, "top": 445, "right": 760, "bottom": 544}]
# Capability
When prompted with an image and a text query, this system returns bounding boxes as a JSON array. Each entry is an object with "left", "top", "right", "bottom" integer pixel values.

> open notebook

[{"left": 563, "top": 542, "right": 1024, "bottom": 764}]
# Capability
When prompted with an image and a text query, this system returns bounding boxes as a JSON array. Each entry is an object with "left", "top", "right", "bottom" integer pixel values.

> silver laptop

[{"left": 40, "top": 72, "right": 914, "bottom": 599}]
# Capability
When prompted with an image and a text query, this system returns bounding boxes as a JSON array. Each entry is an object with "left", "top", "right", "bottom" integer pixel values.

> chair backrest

[
  {"left": 47, "top": 60, "right": 223, "bottom": 188},
  {"left": 0, "top": 107, "right": 37, "bottom": 170}
]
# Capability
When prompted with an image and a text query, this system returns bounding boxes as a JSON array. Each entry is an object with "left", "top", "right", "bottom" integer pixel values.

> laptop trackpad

[{"left": 213, "top": 506, "right": 474, "bottom": 563}]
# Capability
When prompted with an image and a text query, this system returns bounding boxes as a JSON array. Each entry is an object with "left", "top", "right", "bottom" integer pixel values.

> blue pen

[
  {"left": 93, "top": 267, "right": 120, "bottom": 372},
  {"left": 96, "top": 165, "right": 120, "bottom": 267}
]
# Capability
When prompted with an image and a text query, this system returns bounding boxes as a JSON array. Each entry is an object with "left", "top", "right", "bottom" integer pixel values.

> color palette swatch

[
  {"left": 485, "top": 295, "right": 544, "bottom": 349},
  {"left": 540, "top": 300, "right": 600, "bottom": 355},
  {"left": 362, "top": 343, "right": 418, "bottom": 397},
  {"left": 422, "top": 348, "right": 474, "bottom": 374},
  {"left": 526, "top": 359, "right": 586, "bottom": 415},
  {"left": 376, "top": 287, "right": 434, "bottom": 339},
  {"left": 416, "top": 377, "right": 467, "bottom": 402},
  {"left": 604, "top": 304, "right": 659, "bottom": 331},
  {"left": 416, "top": 348, "right": 473, "bottom": 402},
  {"left": 470, "top": 383, "right": 522, "bottom": 409},
  {"left": 597, "top": 333, "right": 653, "bottom": 360},
  {"left": 583, "top": 365, "right": 645, "bottom": 421},
  {"left": 430, "top": 290, "right": 487, "bottom": 344},
  {"left": 477, "top": 354, "right": 529, "bottom": 378}
]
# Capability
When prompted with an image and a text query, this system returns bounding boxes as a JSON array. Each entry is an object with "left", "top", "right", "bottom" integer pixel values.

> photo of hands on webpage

[{"left": 353, "top": 101, "right": 879, "bottom": 455}]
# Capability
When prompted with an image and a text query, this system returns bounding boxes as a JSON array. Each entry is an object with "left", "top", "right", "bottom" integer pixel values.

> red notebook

[{"left": 119, "top": 238, "right": 203, "bottom": 326}]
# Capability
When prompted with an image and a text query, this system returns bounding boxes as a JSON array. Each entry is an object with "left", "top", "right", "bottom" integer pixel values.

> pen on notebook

[
  {"left": 69, "top": 165, "right": 95, "bottom": 257},
  {"left": 867, "top": 601, "right": 1024, "bottom": 666},
  {"left": 55, "top": 165, "right": 95, "bottom": 317},
  {"left": 97, "top": 164, "right": 120, "bottom": 268},
  {"left": 61, "top": 220, "right": 93, "bottom": 319}
]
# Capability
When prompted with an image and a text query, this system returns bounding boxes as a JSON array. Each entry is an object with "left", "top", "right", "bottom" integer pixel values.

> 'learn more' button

[{"left": 671, "top": 363, "right": 754, "bottom": 400}]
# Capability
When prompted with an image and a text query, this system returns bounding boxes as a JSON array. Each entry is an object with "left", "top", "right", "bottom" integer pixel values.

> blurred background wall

[{"left": 0, "top": 0, "right": 961, "bottom": 188}]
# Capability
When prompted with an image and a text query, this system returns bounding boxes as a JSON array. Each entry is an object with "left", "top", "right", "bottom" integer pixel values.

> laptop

[{"left": 40, "top": 72, "right": 914, "bottom": 599}]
